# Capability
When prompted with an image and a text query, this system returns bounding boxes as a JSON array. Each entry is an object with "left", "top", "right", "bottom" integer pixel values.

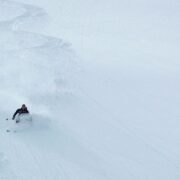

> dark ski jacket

[{"left": 12, "top": 108, "right": 29, "bottom": 120}]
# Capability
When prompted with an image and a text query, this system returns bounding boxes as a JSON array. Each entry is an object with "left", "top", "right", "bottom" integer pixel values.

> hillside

[{"left": 0, "top": 0, "right": 180, "bottom": 179}]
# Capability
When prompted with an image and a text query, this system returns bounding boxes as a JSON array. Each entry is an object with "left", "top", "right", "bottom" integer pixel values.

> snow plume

[{"left": 0, "top": 0, "right": 79, "bottom": 114}]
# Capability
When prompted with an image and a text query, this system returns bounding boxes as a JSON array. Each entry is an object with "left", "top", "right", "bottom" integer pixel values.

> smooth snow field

[{"left": 0, "top": 0, "right": 180, "bottom": 179}]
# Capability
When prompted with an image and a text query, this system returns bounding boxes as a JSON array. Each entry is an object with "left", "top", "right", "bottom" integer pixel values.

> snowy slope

[{"left": 0, "top": 0, "right": 180, "bottom": 180}]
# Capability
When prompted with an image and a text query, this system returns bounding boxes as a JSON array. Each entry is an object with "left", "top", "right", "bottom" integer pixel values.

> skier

[{"left": 12, "top": 104, "right": 29, "bottom": 123}]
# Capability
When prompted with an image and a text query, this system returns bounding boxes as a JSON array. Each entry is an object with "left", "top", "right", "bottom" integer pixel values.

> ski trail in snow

[
  {"left": 0, "top": 0, "right": 73, "bottom": 60},
  {"left": 0, "top": 0, "right": 45, "bottom": 28},
  {"left": 0, "top": 2, "right": 108, "bottom": 179},
  {"left": 0, "top": 0, "right": 78, "bottom": 109},
  {"left": 0, "top": 1, "right": 87, "bottom": 180}
]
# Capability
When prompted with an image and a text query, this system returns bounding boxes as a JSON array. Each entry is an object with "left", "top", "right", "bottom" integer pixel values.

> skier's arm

[
  {"left": 26, "top": 108, "right": 29, "bottom": 113},
  {"left": 12, "top": 109, "right": 19, "bottom": 120}
]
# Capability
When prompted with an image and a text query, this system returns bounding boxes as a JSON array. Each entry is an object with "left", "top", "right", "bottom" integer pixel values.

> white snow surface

[{"left": 0, "top": 0, "right": 180, "bottom": 179}]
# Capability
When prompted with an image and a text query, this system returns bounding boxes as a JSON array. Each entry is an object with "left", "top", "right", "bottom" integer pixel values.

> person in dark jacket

[{"left": 12, "top": 104, "right": 29, "bottom": 123}]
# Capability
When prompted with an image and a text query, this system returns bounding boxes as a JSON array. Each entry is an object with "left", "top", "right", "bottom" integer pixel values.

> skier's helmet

[{"left": 22, "top": 104, "right": 26, "bottom": 109}]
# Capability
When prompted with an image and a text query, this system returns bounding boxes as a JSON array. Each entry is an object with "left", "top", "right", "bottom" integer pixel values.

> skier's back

[{"left": 12, "top": 104, "right": 29, "bottom": 122}]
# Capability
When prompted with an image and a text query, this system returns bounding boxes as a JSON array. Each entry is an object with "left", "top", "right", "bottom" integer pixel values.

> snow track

[{"left": 0, "top": 1, "right": 85, "bottom": 179}]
